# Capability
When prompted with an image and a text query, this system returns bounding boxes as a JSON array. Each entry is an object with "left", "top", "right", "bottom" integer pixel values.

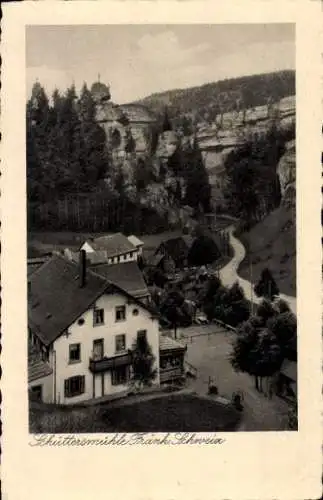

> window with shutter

[{"left": 64, "top": 376, "right": 85, "bottom": 398}]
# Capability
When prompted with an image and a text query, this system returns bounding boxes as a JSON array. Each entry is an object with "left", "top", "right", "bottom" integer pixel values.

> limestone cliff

[{"left": 277, "top": 140, "right": 296, "bottom": 209}]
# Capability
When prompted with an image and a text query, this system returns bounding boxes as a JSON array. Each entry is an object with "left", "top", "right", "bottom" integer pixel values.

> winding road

[{"left": 218, "top": 226, "right": 296, "bottom": 315}]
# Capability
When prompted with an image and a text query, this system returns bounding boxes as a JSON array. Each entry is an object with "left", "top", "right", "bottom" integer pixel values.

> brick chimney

[{"left": 79, "top": 250, "right": 87, "bottom": 288}]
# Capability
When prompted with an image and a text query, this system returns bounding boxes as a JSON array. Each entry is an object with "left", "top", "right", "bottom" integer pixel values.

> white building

[
  {"left": 127, "top": 235, "right": 144, "bottom": 256},
  {"left": 28, "top": 253, "right": 186, "bottom": 404},
  {"left": 28, "top": 253, "right": 160, "bottom": 404},
  {"left": 80, "top": 232, "right": 139, "bottom": 265}
]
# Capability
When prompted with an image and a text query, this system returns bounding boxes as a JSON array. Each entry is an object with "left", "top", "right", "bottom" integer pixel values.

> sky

[{"left": 26, "top": 24, "right": 295, "bottom": 104}]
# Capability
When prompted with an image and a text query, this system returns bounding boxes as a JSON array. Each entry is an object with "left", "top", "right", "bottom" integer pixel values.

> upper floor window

[
  {"left": 137, "top": 330, "right": 147, "bottom": 342},
  {"left": 129, "top": 252, "right": 133, "bottom": 258},
  {"left": 69, "top": 343, "right": 81, "bottom": 363},
  {"left": 93, "top": 338, "right": 104, "bottom": 359},
  {"left": 64, "top": 375, "right": 85, "bottom": 398},
  {"left": 115, "top": 305, "right": 126, "bottom": 322},
  {"left": 115, "top": 334, "right": 126, "bottom": 353},
  {"left": 93, "top": 308, "right": 104, "bottom": 326}
]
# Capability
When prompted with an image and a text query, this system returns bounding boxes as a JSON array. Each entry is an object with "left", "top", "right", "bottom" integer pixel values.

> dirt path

[{"left": 219, "top": 226, "right": 296, "bottom": 314}]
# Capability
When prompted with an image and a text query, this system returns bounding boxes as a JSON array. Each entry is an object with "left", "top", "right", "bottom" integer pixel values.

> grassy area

[
  {"left": 238, "top": 205, "right": 296, "bottom": 296},
  {"left": 28, "top": 217, "right": 233, "bottom": 261},
  {"left": 28, "top": 230, "right": 184, "bottom": 256},
  {"left": 29, "top": 393, "right": 241, "bottom": 433}
]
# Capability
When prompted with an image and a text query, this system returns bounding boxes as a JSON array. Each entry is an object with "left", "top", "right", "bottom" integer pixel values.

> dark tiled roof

[
  {"left": 28, "top": 255, "right": 158, "bottom": 347},
  {"left": 27, "top": 245, "right": 47, "bottom": 259},
  {"left": 28, "top": 359, "right": 53, "bottom": 383},
  {"left": 27, "top": 258, "right": 49, "bottom": 277},
  {"left": 87, "top": 233, "right": 136, "bottom": 257},
  {"left": 28, "top": 255, "right": 110, "bottom": 346},
  {"left": 159, "top": 334, "right": 186, "bottom": 352},
  {"left": 90, "top": 261, "right": 149, "bottom": 298},
  {"left": 148, "top": 254, "right": 166, "bottom": 267}
]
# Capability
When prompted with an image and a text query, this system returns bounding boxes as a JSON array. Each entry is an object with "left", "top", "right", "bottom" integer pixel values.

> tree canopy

[
  {"left": 230, "top": 297, "right": 297, "bottom": 386},
  {"left": 223, "top": 124, "right": 286, "bottom": 223},
  {"left": 188, "top": 234, "right": 221, "bottom": 267},
  {"left": 132, "top": 333, "right": 157, "bottom": 387},
  {"left": 254, "top": 268, "right": 280, "bottom": 301},
  {"left": 27, "top": 82, "right": 111, "bottom": 202}
]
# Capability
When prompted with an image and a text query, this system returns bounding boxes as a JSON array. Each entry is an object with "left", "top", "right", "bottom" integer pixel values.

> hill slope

[
  {"left": 238, "top": 205, "right": 296, "bottom": 297},
  {"left": 134, "top": 70, "right": 295, "bottom": 118}
]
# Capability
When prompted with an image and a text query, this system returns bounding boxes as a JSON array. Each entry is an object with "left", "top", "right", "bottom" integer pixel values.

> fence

[{"left": 180, "top": 319, "right": 237, "bottom": 344}]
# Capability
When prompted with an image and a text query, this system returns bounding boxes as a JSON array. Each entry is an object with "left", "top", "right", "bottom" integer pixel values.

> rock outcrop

[
  {"left": 277, "top": 140, "right": 296, "bottom": 208},
  {"left": 92, "top": 81, "right": 157, "bottom": 156}
]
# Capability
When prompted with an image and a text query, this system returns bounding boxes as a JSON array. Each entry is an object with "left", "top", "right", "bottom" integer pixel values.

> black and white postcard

[{"left": 2, "top": 1, "right": 322, "bottom": 499}]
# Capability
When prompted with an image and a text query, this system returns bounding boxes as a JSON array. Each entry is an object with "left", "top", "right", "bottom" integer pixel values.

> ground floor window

[
  {"left": 111, "top": 366, "right": 129, "bottom": 386},
  {"left": 160, "top": 355, "right": 182, "bottom": 370},
  {"left": 30, "top": 385, "right": 43, "bottom": 402},
  {"left": 64, "top": 375, "right": 85, "bottom": 398}
]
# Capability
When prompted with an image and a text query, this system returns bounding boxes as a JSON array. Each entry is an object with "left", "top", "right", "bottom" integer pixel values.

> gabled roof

[
  {"left": 127, "top": 235, "right": 144, "bottom": 248},
  {"left": 84, "top": 233, "right": 136, "bottom": 258},
  {"left": 148, "top": 254, "right": 168, "bottom": 267},
  {"left": 90, "top": 261, "right": 149, "bottom": 299},
  {"left": 28, "top": 255, "right": 157, "bottom": 347}
]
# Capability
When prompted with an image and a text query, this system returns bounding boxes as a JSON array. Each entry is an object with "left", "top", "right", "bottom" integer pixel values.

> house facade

[
  {"left": 51, "top": 292, "right": 160, "bottom": 404},
  {"left": 28, "top": 254, "right": 186, "bottom": 405}
]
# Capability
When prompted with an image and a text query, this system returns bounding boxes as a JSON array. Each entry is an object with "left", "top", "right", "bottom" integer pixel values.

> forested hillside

[
  {"left": 134, "top": 70, "right": 295, "bottom": 123},
  {"left": 27, "top": 82, "right": 211, "bottom": 234}
]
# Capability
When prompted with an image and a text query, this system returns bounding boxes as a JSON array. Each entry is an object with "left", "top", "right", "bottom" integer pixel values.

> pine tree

[
  {"left": 255, "top": 268, "right": 280, "bottom": 301},
  {"left": 26, "top": 82, "right": 51, "bottom": 201},
  {"left": 162, "top": 107, "right": 172, "bottom": 132},
  {"left": 184, "top": 137, "right": 211, "bottom": 212}
]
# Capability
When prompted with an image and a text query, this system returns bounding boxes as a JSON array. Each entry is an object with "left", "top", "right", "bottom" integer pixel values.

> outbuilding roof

[
  {"left": 28, "top": 358, "right": 53, "bottom": 383},
  {"left": 159, "top": 334, "right": 186, "bottom": 353},
  {"left": 90, "top": 261, "right": 149, "bottom": 299},
  {"left": 127, "top": 235, "right": 144, "bottom": 248},
  {"left": 85, "top": 232, "right": 136, "bottom": 257}
]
